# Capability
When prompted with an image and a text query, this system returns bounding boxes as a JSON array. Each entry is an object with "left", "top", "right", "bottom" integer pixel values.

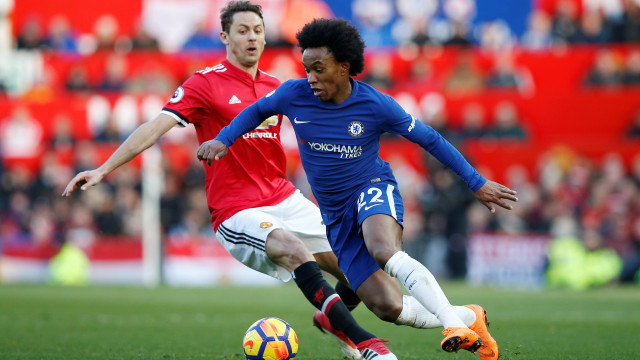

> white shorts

[{"left": 215, "top": 190, "right": 330, "bottom": 282}]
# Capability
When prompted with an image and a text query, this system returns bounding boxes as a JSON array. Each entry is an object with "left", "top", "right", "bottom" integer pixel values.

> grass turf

[{"left": 0, "top": 282, "right": 638, "bottom": 359}]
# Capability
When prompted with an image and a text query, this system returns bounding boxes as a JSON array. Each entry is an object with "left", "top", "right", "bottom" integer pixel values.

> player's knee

[
  {"left": 368, "top": 245, "right": 398, "bottom": 269},
  {"left": 265, "top": 231, "right": 314, "bottom": 270},
  {"left": 287, "top": 241, "right": 314, "bottom": 267},
  {"left": 366, "top": 296, "right": 403, "bottom": 323}
]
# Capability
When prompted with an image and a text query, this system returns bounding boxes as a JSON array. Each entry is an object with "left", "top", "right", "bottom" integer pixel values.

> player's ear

[
  {"left": 341, "top": 62, "right": 350, "bottom": 77},
  {"left": 220, "top": 31, "right": 229, "bottom": 45}
]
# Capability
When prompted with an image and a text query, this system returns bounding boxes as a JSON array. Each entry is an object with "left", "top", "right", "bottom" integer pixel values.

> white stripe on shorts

[{"left": 386, "top": 183, "right": 397, "bottom": 220}]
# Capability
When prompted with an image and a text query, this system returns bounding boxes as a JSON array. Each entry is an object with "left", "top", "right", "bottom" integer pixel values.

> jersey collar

[{"left": 222, "top": 59, "right": 261, "bottom": 84}]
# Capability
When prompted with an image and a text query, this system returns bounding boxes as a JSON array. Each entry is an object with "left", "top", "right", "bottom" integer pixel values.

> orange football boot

[
  {"left": 465, "top": 304, "right": 499, "bottom": 360},
  {"left": 441, "top": 327, "right": 483, "bottom": 354}
]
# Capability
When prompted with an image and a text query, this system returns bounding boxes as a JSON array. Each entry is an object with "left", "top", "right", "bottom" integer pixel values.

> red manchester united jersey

[{"left": 161, "top": 60, "right": 295, "bottom": 231}]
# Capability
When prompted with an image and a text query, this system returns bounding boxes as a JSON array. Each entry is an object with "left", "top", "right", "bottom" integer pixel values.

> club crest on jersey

[
  {"left": 347, "top": 121, "right": 364, "bottom": 137},
  {"left": 255, "top": 115, "right": 279, "bottom": 129},
  {"left": 169, "top": 86, "right": 184, "bottom": 103},
  {"left": 259, "top": 222, "right": 273, "bottom": 229}
]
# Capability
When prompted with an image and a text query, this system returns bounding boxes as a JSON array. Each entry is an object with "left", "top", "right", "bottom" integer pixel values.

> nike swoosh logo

[
  {"left": 293, "top": 117, "right": 310, "bottom": 124},
  {"left": 478, "top": 348, "right": 496, "bottom": 358},
  {"left": 364, "top": 204, "right": 381, "bottom": 211}
]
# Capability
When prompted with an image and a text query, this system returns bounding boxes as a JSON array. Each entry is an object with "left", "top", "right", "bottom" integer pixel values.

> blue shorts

[{"left": 325, "top": 181, "right": 404, "bottom": 291}]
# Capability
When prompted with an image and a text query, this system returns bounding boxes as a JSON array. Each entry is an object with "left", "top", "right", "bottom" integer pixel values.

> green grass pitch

[{"left": 1, "top": 282, "right": 638, "bottom": 359}]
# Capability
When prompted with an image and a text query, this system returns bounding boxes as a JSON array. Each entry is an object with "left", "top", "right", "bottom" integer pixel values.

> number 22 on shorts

[{"left": 357, "top": 184, "right": 396, "bottom": 214}]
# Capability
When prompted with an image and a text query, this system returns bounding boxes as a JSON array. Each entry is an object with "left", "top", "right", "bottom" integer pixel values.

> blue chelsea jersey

[{"left": 216, "top": 78, "right": 486, "bottom": 225}]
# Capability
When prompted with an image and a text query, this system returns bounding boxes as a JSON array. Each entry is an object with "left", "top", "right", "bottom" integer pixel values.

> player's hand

[
  {"left": 474, "top": 180, "right": 518, "bottom": 213},
  {"left": 197, "top": 139, "right": 228, "bottom": 165},
  {"left": 61, "top": 169, "right": 105, "bottom": 197}
]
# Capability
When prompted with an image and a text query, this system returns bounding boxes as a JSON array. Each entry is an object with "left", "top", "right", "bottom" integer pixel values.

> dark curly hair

[
  {"left": 220, "top": 1, "right": 263, "bottom": 33},
  {"left": 296, "top": 18, "right": 366, "bottom": 76}
]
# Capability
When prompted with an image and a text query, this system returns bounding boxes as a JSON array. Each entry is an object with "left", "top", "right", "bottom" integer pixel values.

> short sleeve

[{"left": 161, "top": 73, "right": 211, "bottom": 127}]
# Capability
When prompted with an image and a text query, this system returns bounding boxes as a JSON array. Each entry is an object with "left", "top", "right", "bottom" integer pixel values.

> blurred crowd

[
  {"left": 404, "top": 133, "right": 640, "bottom": 283},
  {"left": 2, "top": 0, "right": 640, "bottom": 99},
  {"left": 1, "top": 100, "right": 639, "bottom": 284},
  {"left": 1, "top": 0, "right": 640, "bottom": 284},
  {"left": 0, "top": 121, "right": 212, "bottom": 247},
  {"left": 6, "top": 0, "right": 640, "bottom": 55}
]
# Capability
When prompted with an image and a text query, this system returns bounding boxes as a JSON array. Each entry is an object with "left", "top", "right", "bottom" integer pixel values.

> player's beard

[{"left": 232, "top": 46, "right": 262, "bottom": 69}]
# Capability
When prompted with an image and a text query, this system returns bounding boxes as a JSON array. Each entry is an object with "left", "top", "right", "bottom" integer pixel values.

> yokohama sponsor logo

[{"left": 307, "top": 142, "right": 362, "bottom": 159}]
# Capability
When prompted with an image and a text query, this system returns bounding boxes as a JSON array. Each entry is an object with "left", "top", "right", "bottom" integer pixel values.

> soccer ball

[{"left": 242, "top": 317, "right": 298, "bottom": 360}]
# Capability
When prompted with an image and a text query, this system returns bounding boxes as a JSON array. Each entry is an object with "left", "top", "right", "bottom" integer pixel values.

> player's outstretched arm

[
  {"left": 474, "top": 180, "right": 518, "bottom": 213},
  {"left": 61, "top": 114, "right": 177, "bottom": 197},
  {"left": 196, "top": 139, "right": 228, "bottom": 166}
]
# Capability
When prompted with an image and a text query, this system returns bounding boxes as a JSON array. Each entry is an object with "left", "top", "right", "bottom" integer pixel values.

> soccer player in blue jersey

[{"left": 198, "top": 18, "right": 517, "bottom": 359}]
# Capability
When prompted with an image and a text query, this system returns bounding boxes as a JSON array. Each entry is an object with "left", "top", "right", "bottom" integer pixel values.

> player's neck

[
  {"left": 227, "top": 58, "right": 259, "bottom": 80},
  {"left": 332, "top": 78, "right": 353, "bottom": 104}
]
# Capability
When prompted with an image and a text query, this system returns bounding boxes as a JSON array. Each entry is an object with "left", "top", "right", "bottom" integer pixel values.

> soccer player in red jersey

[{"left": 62, "top": 2, "right": 393, "bottom": 359}]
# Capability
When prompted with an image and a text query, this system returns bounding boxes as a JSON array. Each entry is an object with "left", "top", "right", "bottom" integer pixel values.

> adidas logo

[{"left": 228, "top": 95, "right": 241, "bottom": 104}]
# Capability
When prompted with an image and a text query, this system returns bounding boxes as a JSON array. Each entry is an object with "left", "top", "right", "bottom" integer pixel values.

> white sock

[
  {"left": 384, "top": 251, "right": 467, "bottom": 329},
  {"left": 395, "top": 295, "right": 476, "bottom": 329}
]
